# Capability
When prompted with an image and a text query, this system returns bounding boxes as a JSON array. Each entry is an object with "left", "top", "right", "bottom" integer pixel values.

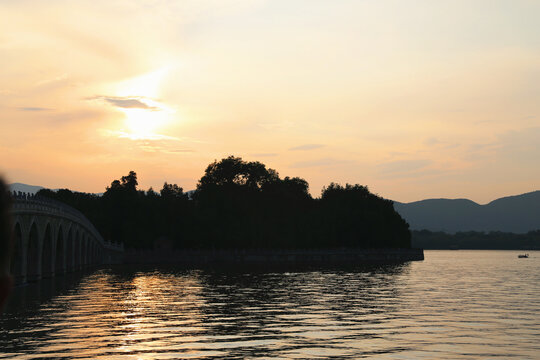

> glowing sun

[{"left": 114, "top": 67, "right": 175, "bottom": 140}]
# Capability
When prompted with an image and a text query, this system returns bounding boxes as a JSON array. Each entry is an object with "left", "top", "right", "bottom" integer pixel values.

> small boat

[{"left": 518, "top": 254, "right": 529, "bottom": 258}]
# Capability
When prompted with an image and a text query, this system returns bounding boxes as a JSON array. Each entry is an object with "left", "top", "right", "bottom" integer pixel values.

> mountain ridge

[
  {"left": 9, "top": 182, "right": 46, "bottom": 194},
  {"left": 394, "top": 190, "right": 540, "bottom": 234}
]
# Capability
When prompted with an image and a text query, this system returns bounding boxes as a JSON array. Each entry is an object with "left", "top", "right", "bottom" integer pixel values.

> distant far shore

[
  {"left": 412, "top": 230, "right": 540, "bottom": 250},
  {"left": 123, "top": 248, "right": 424, "bottom": 266}
]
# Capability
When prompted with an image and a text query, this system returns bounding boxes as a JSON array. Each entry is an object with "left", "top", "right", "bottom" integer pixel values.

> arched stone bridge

[{"left": 9, "top": 196, "right": 123, "bottom": 285}]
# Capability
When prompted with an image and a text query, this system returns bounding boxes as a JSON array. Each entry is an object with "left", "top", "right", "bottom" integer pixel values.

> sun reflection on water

[
  {"left": 117, "top": 272, "right": 207, "bottom": 359},
  {"left": 1, "top": 252, "right": 540, "bottom": 359}
]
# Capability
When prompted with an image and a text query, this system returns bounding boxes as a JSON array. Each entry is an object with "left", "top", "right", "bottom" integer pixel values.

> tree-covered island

[{"left": 36, "top": 156, "right": 411, "bottom": 250}]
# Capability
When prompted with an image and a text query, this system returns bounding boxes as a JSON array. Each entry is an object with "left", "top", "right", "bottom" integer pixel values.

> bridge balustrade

[{"left": 9, "top": 194, "right": 123, "bottom": 285}]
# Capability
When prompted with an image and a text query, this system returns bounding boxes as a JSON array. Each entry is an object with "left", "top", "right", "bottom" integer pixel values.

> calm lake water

[{"left": 1, "top": 250, "right": 539, "bottom": 359}]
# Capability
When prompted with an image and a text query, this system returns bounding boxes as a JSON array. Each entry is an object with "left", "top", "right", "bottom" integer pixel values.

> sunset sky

[{"left": 1, "top": 0, "right": 539, "bottom": 203}]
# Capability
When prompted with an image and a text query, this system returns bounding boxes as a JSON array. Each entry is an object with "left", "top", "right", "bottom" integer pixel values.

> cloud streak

[
  {"left": 377, "top": 159, "right": 432, "bottom": 175},
  {"left": 290, "top": 158, "right": 355, "bottom": 168},
  {"left": 289, "top": 144, "right": 325, "bottom": 151},
  {"left": 250, "top": 153, "right": 278, "bottom": 157},
  {"left": 100, "top": 129, "right": 178, "bottom": 141},
  {"left": 18, "top": 107, "right": 52, "bottom": 112},
  {"left": 91, "top": 96, "right": 159, "bottom": 110}
]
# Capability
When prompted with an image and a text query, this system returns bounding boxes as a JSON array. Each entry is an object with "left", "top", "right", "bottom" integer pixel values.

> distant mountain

[
  {"left": 394, "top": 191, "right": 540, "bottom": 234},
  {"left": 8, "top": 183, "right": 99, "bottom": 195},
  {"left": 8, "top": 182, "right": 186, "bottom": 198},
  {"left": 9, "top": 182, "right": 46, "bottom": 195}
]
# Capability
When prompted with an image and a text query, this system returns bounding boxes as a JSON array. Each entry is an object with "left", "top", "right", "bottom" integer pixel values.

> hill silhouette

[
  {"left": 9, "top": 183, "right": 46, "bottom": 195},
  {"left": 394, "top": 191, "right": 540, "bottom": 233}
]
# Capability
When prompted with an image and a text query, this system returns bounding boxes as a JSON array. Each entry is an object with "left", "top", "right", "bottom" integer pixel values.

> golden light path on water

[{"left": 1, "top": 251, "right": 540, "bottom": 359}]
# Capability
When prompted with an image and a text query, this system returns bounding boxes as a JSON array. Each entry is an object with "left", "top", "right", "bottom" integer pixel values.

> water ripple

[{"left": 1, "top": 250, "right": 540, "bottom": 359}]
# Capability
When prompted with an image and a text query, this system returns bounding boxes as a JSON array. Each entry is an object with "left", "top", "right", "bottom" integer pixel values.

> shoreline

[{"left": 123, "top": 248, "right": 424, "bottom": 266}]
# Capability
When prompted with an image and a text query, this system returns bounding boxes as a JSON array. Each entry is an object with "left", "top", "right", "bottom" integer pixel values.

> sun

[
  {"left": 121, "top": 106, "right": 171, "bottom": 140},
  {"left": 113, "top": 67, "right": 175, "bottom": 140},
  {"left": 124, "top": 108, "right": 157, "bottom": 135}
]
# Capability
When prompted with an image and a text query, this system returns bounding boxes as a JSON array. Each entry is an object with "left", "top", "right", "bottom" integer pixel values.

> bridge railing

[{"left": 11, "top": 192, "right": 123, "bottom": 252}]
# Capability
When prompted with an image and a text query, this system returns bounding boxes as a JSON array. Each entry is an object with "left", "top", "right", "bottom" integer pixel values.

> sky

[{"left": 1, "top": 0, "right": 539, "bottom": 204}]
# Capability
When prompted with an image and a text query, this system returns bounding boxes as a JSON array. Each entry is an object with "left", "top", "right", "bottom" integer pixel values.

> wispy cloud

[
  {"left": 18, "top": 107, "right": 52, "bottom": 112},
  {"left": 290, "top": 158, "right": 355, "bottom": 168},
  {"left": 168, "top": 149, "right": 194, "bottom": 153},
  {"left": 258, "top": 122, "right": 294, "bottom": 130},
  {"left": 495, "top": 127, "right": 540, "bottom": 160},
  {"left": 35, "top": 73, "right": 69, "bottom": 87},
  {"left": 101, "top": 129, "right": 179, "bottom": 141},
  {"left": 139, "top": 144, "right": 194, "bottom": 154},
  {"left": 423, "top": 137, "right": 460, "bottom": 150},
  {"left": 378, "top": 159, "right": 432, "bottom": 175},
  {"left": 250, "top": 153, "right": 278, "bottom": 157},
  {"left": 90, "top": 96, "right": 159, "bottom": 110},
  {"left": 423, "top": 137, "right": 440, "bottom": 146},
  {"left": 100, "top": 129, "right": 194, "bottom": 154},
  {"left": 289, "top": 144, "right": 325, "bottom": 151}
]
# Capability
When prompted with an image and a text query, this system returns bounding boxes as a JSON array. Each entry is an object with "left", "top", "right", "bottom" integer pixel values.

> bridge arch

[
  {"left": 73, "top": 229, "right": 81, "bottom": 270},
  {"left": 27, "top": 221, "right": 40, "bottom": 282},
  {"left": 92, "top": 243, "right": 97, "bottom": 265},
  {"left": 66, "top": 227, "right": 74, "bottom": 272},
  {"left": 88, "top": 241, "right": 93, "bottom": 266},
  {"left": 9, "top": 196, "right": 124, "bottom": 284},
  {"left": 56, "top": 225, "right": 65, "bottom": 274},
  {"left": 82, "top": 235, "right": 88, "bottom": 268},
  {"left": 10, "top": 222, "right": 24, "bottom": 282},
  {"left": 42, "top": 223, "right": 53, "bottom": 278}
]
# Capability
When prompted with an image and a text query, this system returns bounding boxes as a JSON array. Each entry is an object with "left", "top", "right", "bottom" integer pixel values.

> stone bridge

[{"left": 9, "top": 195, "right": 123, "bottom": 285}]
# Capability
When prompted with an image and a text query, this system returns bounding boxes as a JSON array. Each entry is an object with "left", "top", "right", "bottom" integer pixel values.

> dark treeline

[
  {"left": 37, "top": 156, "right": 411, "bottom": 249},
  {"left": 412, "top": 230, "right": 540, "bottom": 250}
]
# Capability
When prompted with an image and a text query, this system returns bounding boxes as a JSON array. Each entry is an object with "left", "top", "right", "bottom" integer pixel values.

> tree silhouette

[
  {"left": 197, "top": 155, "right": 279, "bottom": 190},
  {"left": 36, "top": 156, "right": 412, "bottom": 250},
  {"left": 160, "top": 183, "right": 185, "bottom": 199}
]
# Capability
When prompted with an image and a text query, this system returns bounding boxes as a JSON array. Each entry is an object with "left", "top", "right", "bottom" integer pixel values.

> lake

[{"left": 1, "top": 250, "right": 539, "bottom": 359}]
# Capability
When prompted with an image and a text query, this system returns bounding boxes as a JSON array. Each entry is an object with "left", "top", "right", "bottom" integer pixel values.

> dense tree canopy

[
  {"left": 197, "top": 156, "right": 279, "bottom": 190},
  {"left": 36, "top": 156, "right": 411, "bottom": 249}
]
